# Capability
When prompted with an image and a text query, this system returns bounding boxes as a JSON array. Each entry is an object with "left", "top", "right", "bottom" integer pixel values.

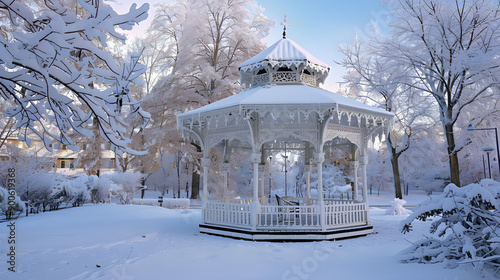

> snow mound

[{"left": 386, "top": 198, "right": 412, "bottom": 215}]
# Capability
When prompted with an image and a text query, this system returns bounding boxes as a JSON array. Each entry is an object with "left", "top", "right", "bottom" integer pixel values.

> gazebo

[{"left": 177, "top": 35, "right": 393, "bottom": 241}]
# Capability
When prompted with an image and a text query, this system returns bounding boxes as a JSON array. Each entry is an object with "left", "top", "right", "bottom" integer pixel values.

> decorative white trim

[{"left": 324, "top": 123, "right": 362, "bottom": 148}]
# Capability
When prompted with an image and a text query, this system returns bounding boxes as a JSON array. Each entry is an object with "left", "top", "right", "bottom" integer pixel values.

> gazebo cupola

[{"left": 238, "top": 37, "right": 330, "bottom": 89}]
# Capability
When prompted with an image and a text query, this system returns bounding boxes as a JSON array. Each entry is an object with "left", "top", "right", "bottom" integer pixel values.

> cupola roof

[{"left": 238, "top": 38, "right": 330, "bottom": 73}]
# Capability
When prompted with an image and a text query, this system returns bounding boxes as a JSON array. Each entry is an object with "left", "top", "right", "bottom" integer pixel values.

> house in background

[{"left": 0, "top": 134, "right": 117, "bottom": 175}]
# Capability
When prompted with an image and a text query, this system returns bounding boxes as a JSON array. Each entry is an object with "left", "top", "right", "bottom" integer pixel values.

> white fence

[
  {"left": 204, "top": 201, "right": 252, "bottom": 228},
  {"left": 325, "top": 202, "right": 367, "bottom": 228},
  {"left": 258, "top": 204, "right": 320, "bottom": 229},
  {"left": 203, "top": 199, "right": 368, "bottom": 231}
]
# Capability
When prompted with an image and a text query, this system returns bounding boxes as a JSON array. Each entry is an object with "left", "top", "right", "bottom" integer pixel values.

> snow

[
  {"left": 239, "top": 38, "right": 331, "bottom": 70},
  {"left": 386, "top": 198, "right": 413, "bottom": 215},
  {"left": 0, "top": 200, "right": 479, "bottom": 280},
  {"left": 178, "top": 84, "right": 393, "bottom": 120}
]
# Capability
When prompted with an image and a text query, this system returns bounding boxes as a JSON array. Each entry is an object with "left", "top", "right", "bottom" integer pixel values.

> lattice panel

[
  {"left": 272, "top": 72, "right": 297, "bottom": 83},
  {"left": 300, "top": 73, "right": 316, "bottom": 86},
  {"left": 253, "top": 73, "right": 269, "bottom": 85}
]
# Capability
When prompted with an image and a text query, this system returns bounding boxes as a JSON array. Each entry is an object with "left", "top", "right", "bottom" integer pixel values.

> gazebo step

[{"left": 199, "top": 223, "right": 373, "bottom": 241}]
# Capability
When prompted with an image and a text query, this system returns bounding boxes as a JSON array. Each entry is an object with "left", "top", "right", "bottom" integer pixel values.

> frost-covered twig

[{"left": 0, "top": 0, "right": 150, "bottom": 154}]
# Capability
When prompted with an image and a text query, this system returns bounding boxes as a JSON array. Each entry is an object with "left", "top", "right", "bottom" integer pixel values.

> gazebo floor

[{"left": 199, "top": 223, "right": 373, "bottom": 241}]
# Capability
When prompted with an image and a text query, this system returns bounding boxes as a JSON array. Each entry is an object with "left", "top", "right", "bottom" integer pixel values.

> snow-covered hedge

[
  {"left": 132, "top": 198, "right": 190, "bottom": 209},
  {"left": 400, "top": 179, "right": 500, "bottom": 277},
  {"left": 103, "top": 172, "right": 144, "bottom": 204},
  {"left": 0, "top": 187, "right": 25, "bottom": 219}
]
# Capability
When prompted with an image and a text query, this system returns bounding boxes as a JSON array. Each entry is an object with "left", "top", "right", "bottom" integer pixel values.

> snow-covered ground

[{"left": 0, "top": 196, "right": 481, "bottom": 280}]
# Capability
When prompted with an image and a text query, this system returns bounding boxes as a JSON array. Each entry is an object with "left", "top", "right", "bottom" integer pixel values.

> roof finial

[{"left": 281, "top": 14, "right": 291, "bottom": 39}]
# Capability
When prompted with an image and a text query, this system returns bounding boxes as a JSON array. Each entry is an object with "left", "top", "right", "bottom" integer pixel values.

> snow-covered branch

[{"left": 0, "top": 0, "right": 149, "bottom": 154}]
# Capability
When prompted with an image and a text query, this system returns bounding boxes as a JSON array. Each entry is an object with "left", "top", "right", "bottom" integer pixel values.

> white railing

[
  {"left": 203, "top": 199, "right": 368, "bottom": 231},
  {"left": 325, "top": 202, "right": 367, "bottom": 228},
  {"left": 258, "top": 205, "right": 320, "bottom": 230},
  {"left": 204, "top": 201, "right": 252, "bottom": 229}
]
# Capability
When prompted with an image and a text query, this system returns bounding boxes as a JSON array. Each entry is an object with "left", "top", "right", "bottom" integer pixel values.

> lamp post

[
  {"left": 282, "top": 142, "right": 288, "bottom": 197},
  {"left": 467, "top": 124, "right": 500, "bottom": 177},
  {"left": 483, "top": 147, "right": 494, "bottom": 179}
]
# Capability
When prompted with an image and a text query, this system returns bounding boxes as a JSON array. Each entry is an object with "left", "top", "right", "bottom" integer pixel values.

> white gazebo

[{"left": 177, "top": 35, "right": 393, "bottom": 241}]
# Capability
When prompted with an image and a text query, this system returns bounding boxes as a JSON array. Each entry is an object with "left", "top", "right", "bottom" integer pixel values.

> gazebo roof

[
  {"left": 177, "top": 84, "right": 393, "bottom": 120},
  {"left": 238, "top": 38, "right": 330, "bottom": 72}
]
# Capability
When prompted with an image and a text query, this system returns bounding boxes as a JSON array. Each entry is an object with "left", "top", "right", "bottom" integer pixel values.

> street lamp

[
  {"left": 467, "top": 124, "right": 500, "bottom": 177},
  {"left": 282, "top": 142, "right": 288, "bottom": 197},
  {"left": 482, "top": 147, "right": 494, "bottom": 179}
]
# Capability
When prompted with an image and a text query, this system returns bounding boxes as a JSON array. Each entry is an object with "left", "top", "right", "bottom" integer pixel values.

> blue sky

[
  {"left": 258, "top": 0, "right": 387, "bottom": 90},
  {"left": 111, "top": 0, "right": 387, "bottom": 91}
]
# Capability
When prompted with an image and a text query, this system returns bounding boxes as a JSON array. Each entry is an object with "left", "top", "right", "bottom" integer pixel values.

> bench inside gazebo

[{"left": 177, "top": 33, "right": 393, "bottom": 241}]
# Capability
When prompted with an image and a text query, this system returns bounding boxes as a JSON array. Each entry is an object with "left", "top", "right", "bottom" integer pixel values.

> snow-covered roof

[
  {"left": 178, "top": 84, "right": 393, "bottom": 120},
  {"left": 239, "top": 38, "right": 330, "bottom": 71}
]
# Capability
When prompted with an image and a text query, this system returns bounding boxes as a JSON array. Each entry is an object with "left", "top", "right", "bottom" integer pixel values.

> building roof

[
  {"left": 179, "top": 37, "right": 392, "bottom": 124},
  {"left": 178, "top": 84, "right": 393, "bottom": 120}
]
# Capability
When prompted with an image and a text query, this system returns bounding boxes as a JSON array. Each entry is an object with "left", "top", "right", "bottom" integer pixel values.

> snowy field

[{"left": 0, "top": 198, "right": 481, "bottom": 280}]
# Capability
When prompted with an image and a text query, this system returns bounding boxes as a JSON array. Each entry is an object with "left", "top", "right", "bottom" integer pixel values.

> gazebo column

[
  {"left": 359, "top": 155, "right": 368, "bottom": 202},
  {"left": 251, "top": 153, "right": 261, "bottom": 231},
  {"left": 259, "top": 163, "right": 266, "bottom": 204},
  {"left": 351, "top": 161, "right": 359, "bottom": 201},
  {"left": 314, "top": 152, "right": 325, "bottom": 203},
  {"left": 222, "top": 162, "right": 230, "bottom": 203},
  {"left": 314, "top": 152, "right": 326, "bottom": 231},
  {"left": 304, "top": 142, "right": 312, "bottom": 204},
  {"left": 201, "top": 156, "right": 211, "bottom": 224},
  {"left": 304, "top": 165, "right": 311, "bottom": 204}
]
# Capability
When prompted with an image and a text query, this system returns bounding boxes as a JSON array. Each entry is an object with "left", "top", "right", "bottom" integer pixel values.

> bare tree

[
  {"left": 143, "top": 0, "right": 273, "bottom": 198},
  {"left": 355, "top": 0, "right": 500, "bottom": 186},
  {"left": 340, "top": 39, "right": 426, "bottom": 198}
]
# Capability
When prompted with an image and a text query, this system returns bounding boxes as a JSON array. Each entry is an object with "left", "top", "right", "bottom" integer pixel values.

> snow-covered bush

[
  {"left": 104, "top": 172, "right": 143, "bottom": 204},
  {"left": 0, "top": 186, "right": 25, "bottom": 219},
  {"left": 386, "top": 198, "right": 412, "bottom": 215},
  {"left": 88, "top": 175, "right": 118, "bottom": 204},
  {"left": 400, "top": 180, "right": 500, "bottom": 277},
  {"left": 25, "top": 172, "right": 64, "bottom": 212},
  {"left": 51, "top": 177, "right": 90, "bottom": 208},
  {"left": 68, "top": 175, "right": 91, "bottom": 206},
  {"left": 163, "top": 198, "right": 190, "bottom": 209}
]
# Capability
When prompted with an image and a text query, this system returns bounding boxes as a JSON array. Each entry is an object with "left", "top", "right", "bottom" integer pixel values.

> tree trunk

[
  {"left": 445, "top": 123, "right": 461, "bottom": 186},
  {"left": 177, "top": 163, "right": 181, "bottom": 199},
  {"left": 191, "top": 170, "right": 200, "bottom": 199},
  {"left": 391, "top": 147, "right": 403, "bottom": 199}
]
